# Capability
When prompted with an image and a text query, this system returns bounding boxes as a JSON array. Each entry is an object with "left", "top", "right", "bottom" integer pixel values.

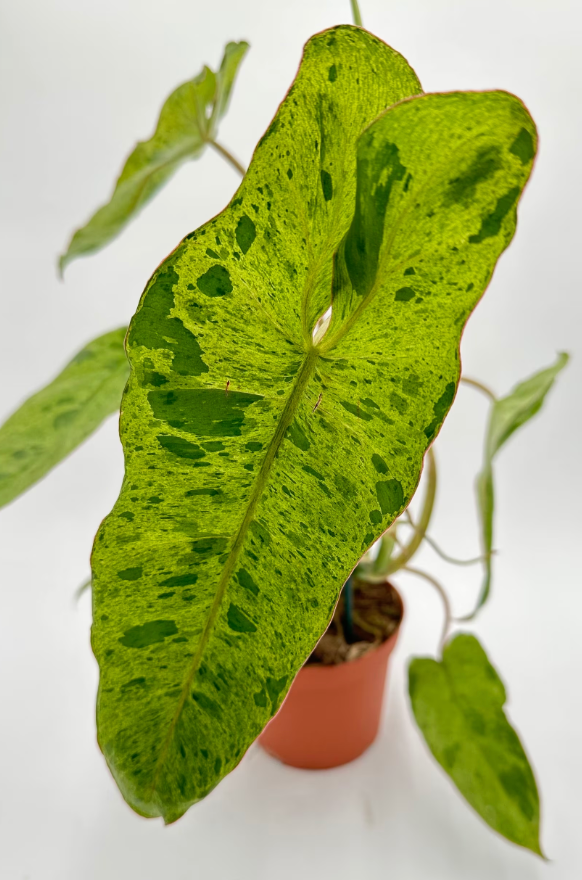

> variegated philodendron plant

[{"left": 0, "top": 4, "right": 567, "bottom": 857}]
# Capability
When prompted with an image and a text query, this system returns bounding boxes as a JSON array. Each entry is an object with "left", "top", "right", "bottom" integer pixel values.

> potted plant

[{"left": 0, "top": 0, "right": 567, "bottom": 860}]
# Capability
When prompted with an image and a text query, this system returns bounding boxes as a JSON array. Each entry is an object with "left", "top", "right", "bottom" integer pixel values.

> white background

[{"left": 0, "top": 1, "right": 580, "bottom": 877}]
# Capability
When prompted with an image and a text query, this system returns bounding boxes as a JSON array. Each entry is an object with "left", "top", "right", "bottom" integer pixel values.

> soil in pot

[
  {"left": 259, "top": 579, "right": 403, "bottom": 769},
  {"left": 308, "top": 578, "right": 402, "bottom": 666}
]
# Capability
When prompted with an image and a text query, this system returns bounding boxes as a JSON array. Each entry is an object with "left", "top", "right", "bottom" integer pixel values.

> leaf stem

[
  {"left": 208, "top": 140, "right": 246, "bottom": 177},
  {"left": 388, "top": 446, "right": 437, "bottom": 574},
  {"left": 402, "top": 566, "right": 452, "bottom": 652},
  {"left": 350, "top": 0, "right": 363, "bottom": 26},
  {"left": 460, "top": 376, "right": 497, "bottom": 402}
]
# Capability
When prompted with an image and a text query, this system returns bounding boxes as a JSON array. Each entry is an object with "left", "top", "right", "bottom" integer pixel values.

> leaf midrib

[{"left": 149, "top": 345, "right": 320, "bottom": 798}]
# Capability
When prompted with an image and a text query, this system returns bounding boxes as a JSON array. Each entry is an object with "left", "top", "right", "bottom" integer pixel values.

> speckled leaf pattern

[
  {"left": 475, "top": 352, "right": 568, "bottom": 611},
  {"left": 91, "top": 25, "right": 536, "bottom": 822},
  {"left": 409, "top": 634, "right": 543, "bottom": 855},
  {"left": 0, "top": 328, "right": 128, "bottom": 509},
  {"left": 59, "top": 42, "right": 248, "bottom": 272}
]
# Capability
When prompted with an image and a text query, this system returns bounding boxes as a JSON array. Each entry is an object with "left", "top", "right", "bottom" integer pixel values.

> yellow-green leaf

[
  {"left": 0, "top": 328, "right": 128, "bottom": 509},
  {"left": 59, "top": 42, "right": 248, "bottom": 273},
  {"left": 91, "top": 25, "right": 536, "bottom": 823},
  {"left": 409, "top": 634, "right": 543, "bottom": 855}
]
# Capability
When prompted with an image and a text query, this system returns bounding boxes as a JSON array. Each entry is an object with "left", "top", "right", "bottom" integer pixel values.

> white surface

[{"left": 1, "top": 1, "right": 581, "bottom": 877}]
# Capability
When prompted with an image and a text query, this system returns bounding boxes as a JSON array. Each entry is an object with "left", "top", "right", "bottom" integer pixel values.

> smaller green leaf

[
  {"left": 474, "top": 352, "right": 568, "bottom": 611},
  {"left": 59, "top": 41, "right": 249, "bottom": 273},
  {"left": 0, "top": 327, "right": 129, "bottom": 509},
  {"left": 409, "top": 634, "right": 543, "bottom": 855}
]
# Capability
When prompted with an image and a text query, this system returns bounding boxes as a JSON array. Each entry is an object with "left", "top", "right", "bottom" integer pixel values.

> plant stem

[
  {"left": 208, "top": 140, "right": 246, "bottom": 177},
  {"left": 460, "top": 376, "right": 497, "bottom": 402},
  {"left": 402, "top": 517, "right": 485, "bottom": 567},
  {"left": 403, "top": 566, "right": 452, "bottom": 653},
  {"left": 343, "top": 576, "right": 355, "bottom": 642},
  {"left": 350, "top": 0, "right": 363, "bottom": 27},
  {"left": 388, "top": 446, "right": 437, "bottom": 574}
]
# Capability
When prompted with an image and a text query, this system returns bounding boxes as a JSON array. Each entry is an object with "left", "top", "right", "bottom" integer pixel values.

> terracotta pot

[{"left": 259, "top": 588, "right": 403, "bottom": 769}]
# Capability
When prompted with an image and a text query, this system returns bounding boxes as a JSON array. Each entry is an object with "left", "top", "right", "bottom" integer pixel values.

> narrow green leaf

[
  {"left": 91, "top": 24, "right": 536, "bottom": 823},
  {"left": 59, "top": 42, "right": 249, "bottom": 273},
  {"left": 473, "top": 352, "right": 568, "bottom": 612},
  {"left": 409, "top": 634, "right": 543, "bottom": 855},
  {"left": 0, "top": 328, "right": 128, "bottom": 508}
]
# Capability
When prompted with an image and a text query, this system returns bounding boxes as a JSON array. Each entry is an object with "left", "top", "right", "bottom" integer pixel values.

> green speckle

[
  {"left": 469, "top": 187, "right": 520, "bottom": 244},
  {"left": 287, "top": 168, "right": 293, "bottom": 180},
  {"left": 328, "top": 64, "right": 337, "bottom": 82},
  {"left": 303, "top": 464, "right": 325, "bottom": 481},
  {"left": 509, "top": 128, "right": 535, "bottom": 165},
  {"left": 235, "top": 214, "right": 256, "bottom": 255},
  {"left": 372, "top": 453, "right": 389, "bottom": 474},
  {"left": 157, "top": 435, "right": 206, "bottom": 461},
  {"left": 121, "top": 677, "right": 147, "bottom": 692},
  {"left": 253, "top": 688, "right": 267, "bottom": 707},
  {"left": 245, "top": 441, "right": 263, "bottom": 452},
  {"left": 424, "top": 381, "right": 456, "bottom": 439},
  {"left": 447, "top": 146, "right": 501, "bottom": 204},
  {"left": 369, "top": 509, "right": 382, "bottom": 524},
  {"left": 286, "top": 420, "right": 310, "bottom": 451},
  {"left": 340, "top": 400, "right": 372, "bottom": 421},
  {"left": 149, "top": 387, "right": 263, "bottom": 437},
  {"left": 197, "top": 265, "right": 233, "bottom": 298},
  {"left": 227, "top": 603, "right": 257, "bottom": 633},
  {"left": 205, "top": 248, "right": 220, "bottom": 259},
  {"left": 160, "top": 572, "right": 198, "bottom": 588},
  {"left": 117, "top": 566, "right": 143, "bottom": 581},
  {"left": 375, "top": 479, "right": 404, "bottom": 516},
  {"left": 395, "top": 287, "right": 415, "bottom": 302},
  {"left": 192, "top": 691, "right": 222, "bottom": 718},
  {"left": 237, "top": 569, "right": 259, "bottom": 596},
  {"left": 119, "top": 619, "right": 178, "bottom": 649},
  {"left": 320, "top": 169, "right": 333, "bottom": 201}
]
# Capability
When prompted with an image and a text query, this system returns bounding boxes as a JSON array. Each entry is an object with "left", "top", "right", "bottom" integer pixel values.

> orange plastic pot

[{"left": 259, "top": 590, "right": 403, "bottom": 769}]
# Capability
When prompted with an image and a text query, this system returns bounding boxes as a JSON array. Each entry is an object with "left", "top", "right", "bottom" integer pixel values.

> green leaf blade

[
  {"left": 0, "top": 327, "right": 128, "bottom": 509},
  {"left": 474, "top": 352, "right": 568, "bottom": 611},
  {"left": 59, "top": 42, "right": 249, "bottom": 272},
  {"left": 91, "top": 25, "right": 536, "bottom": 822},
  {"left": 409, "top": 634, "right": 543, "bottom": 855}
]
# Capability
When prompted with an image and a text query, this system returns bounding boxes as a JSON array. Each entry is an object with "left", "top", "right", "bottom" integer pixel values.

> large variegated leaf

[
  {"left": 472, "top": 352, "right": 568, "bottom": 613},
  {"left": 0, "top": 328, "right": 128, "bottom": 509},
  {"left": 91, "top": 24, "right": 536, "bottom": 823},
  {"left": 409, "top": 634, "right": 543, "bottom": 855},
  {"left": 59, "top": 42, "right": 248, "bottom": 273}
]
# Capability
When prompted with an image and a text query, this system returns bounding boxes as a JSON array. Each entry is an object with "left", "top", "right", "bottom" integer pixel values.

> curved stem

[
  {"left": 350, "top": 0, "right": 363, "bottom": 26},
  {"left": 208, "top": 140, "right": 246, "bottom": 177},
  {"left": 402, "top": 520, "right": 485, "bottom": 567},
  {"left": 460, "top": 376, "right": 497, "bottom": 402},
  {"left": 402, "top": 566, "right": 452, "bottom": 652},
  {"left": 74, "top": 577, "right": 92, "bottom": 604},
  {"left": 388, "top": 446, "right": 437, "bottom": 574}
]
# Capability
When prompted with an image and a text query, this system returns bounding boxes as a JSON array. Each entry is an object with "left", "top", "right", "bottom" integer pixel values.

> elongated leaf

[
  {"left": 59, "top": 42, "right": 248, "bottom": 273},
  {"left": 0, "top": 328, "right": 128, "bottom": 508},
  {"left": 409, "top": 634, "right": 542, "bottom": 855},
  {"left": 472, "top": 352, "right": 568, "bottom": 612},
  {"left": 91, "top": 24, "right": 536, "bottom": 823}
]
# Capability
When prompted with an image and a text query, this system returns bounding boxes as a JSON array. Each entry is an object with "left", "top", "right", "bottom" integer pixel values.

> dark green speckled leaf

[
  {"left": 409, "top": 634, "right": 543, "bottom": 855},
  {"left": 59, "top": 41, "right": 248, "bottom": 272},
  {"left": 91, "top": 25, "right": 536, "bottom": 823},
  {"left": 0, "top": 328, "right": 128, "bottom": 509}
]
